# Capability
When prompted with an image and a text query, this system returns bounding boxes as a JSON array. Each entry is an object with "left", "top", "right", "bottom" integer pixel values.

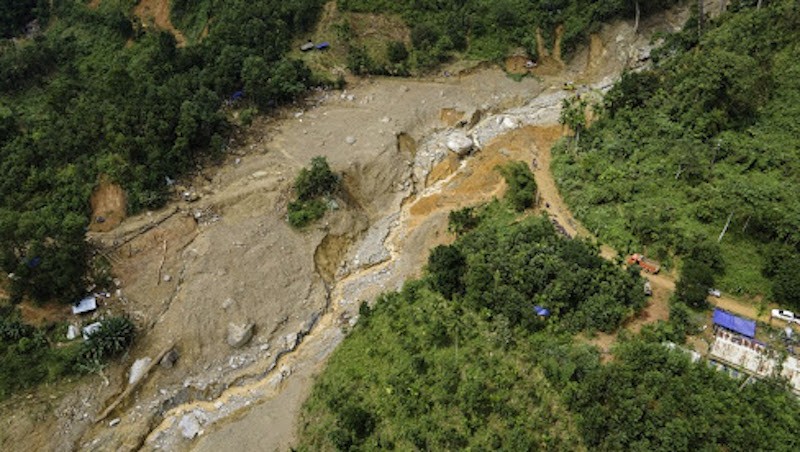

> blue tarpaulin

[
  {"left": 533, "top": 306, "right": 551, "bottom": 317},
  {"left": 713, "top": 308, "right": 756, "bottom": 338},
  {"left": 315, "top": 42, "right": 330, "bottom": 50}
]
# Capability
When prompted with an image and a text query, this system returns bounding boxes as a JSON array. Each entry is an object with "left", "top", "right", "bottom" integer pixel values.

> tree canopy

[
  {"left": 0, "top": 0, "right": 325, "bottom": 304},
  {"left": 553, "top": 0, "right": 800, "bottom": 302},
  {"left": 298, "top": 200, "right": 800, "bottom": 451}
]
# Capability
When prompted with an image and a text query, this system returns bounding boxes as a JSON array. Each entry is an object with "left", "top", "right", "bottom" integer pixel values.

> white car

[
  {"left": 772, "top": 309, "right": 797, "bottom": 323},
  {"left": 708, "top": 288, "right": 721, "bottom": 298}
]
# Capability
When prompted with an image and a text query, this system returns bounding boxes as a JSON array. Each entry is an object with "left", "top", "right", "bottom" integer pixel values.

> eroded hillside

[{"left": 0, "top": 2, "right": 703, "bottom": 451}]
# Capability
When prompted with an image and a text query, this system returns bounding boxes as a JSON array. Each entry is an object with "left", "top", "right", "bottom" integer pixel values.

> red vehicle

[{"left": 626, "top": 253, "right": 661, "bottom": 274}]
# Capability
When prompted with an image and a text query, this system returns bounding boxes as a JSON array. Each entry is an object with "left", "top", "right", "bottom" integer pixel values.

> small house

[{"left": 300, "top": 41, "right": 315, "bottom": 52}]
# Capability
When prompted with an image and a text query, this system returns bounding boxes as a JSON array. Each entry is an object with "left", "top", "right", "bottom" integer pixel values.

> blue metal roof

[
  {"left": 713, "top": 308, "right": 756, "bottom": 338},
  {"left": 533, "top": 306, "right": 551, "bottom": 317}
]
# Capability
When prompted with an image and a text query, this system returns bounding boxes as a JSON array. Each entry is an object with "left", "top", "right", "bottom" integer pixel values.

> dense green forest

[
  {"left": 334, "top": 0, "right": 679, "bottom": 74},
  {"left": 0, "top": 0, "right": 325, "bottom": 304},
  {"left": 298, "top": 198, "right": 800, "bottom": 450},
  {"left": 553, "top": 0, "right": 800, "bottom": 304}
]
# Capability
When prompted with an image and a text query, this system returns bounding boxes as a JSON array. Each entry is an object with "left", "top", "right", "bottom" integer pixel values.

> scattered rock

[
  {"left": 446, "top": 130, "right": 474, "bottom": 156},
  {"left": 182, "top": 191, "right": 199, "bottom": 202},
  {"left": 299, "top": 313, "right": 320, "bottom": 337},
  {"left": 251, "top": 170, "right": 268, "bottom": 179},
  {"left": 178, "top": 413, "right": 201, "bottom": 439},
  {"left": 160, "top": 348, "right": 180, "bottom": 369},
  {"left": 129, "top": 357, "right": 152, "bottom": 385},
  {"left": 162, "top": 274, "right": 172, "bottom": 283},
  {"left": 227, "top": 322, "right": 254, "bottom": 348},
  {"left": 66, "top": 325, "right": 79, "bottom": 340},
  {"left": 285, "top": 332, "right": 299, "bottom": 350},
  {"left": 502, "top": 116, "right": 518, "bottom": 129},
  {"left": 380, "top": 116, "right": 391, "bottom": 123},
  {"left": 466, "top": 108, "right": 483, "bottom": 129},
  {"left": 222, "top": 298, "right": 235, "bottom": 310},
  {"left": 82, "top": 322, "right": 102, "bottom": 340},
  {"left": 345, "top": 136, "right": 357, "bottom": 145}
]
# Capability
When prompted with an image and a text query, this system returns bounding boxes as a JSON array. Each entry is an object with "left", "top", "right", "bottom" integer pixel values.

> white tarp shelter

[{"left": 72, "top": 296, "right": 97, "bottom": 315}]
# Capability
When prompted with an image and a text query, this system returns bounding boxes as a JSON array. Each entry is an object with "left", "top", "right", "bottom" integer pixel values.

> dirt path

[
  {"left": 134, "top": 0, "right": 187, "bottom": 47},
  {"left": 529, "top": 108, "right": 769, "bottom": 337}
]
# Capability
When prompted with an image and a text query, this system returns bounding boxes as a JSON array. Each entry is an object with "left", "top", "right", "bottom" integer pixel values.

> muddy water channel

[
  {"left": 49, "top": 11, "right": 679, "bottom": 451},
  {"left": 143, "top": 79, "right": 619, "bottom": 451}
]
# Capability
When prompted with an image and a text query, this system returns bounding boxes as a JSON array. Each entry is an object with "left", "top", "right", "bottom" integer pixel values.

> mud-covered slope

[{"left": 0, "top": 3, "right": 693, "bottom": 450}]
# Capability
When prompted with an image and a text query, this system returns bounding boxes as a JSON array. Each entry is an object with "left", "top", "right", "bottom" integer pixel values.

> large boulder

[
  {"left": 446, "top": 131, "right": 473, "bottom": 156},
  {"left": 226, "top": 322, "right": 254, "bottom": 348}
]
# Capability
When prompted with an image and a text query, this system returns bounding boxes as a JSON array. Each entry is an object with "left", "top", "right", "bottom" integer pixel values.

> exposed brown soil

[
  {"left": 504, "top": 55, "right": 533, "bottom": 75},
  {"left": 348, "top": 12, "right": 410, "bottom": 43},
  {"left": 314, "top": 234, "right": 352, "bottom": 284},
  {"left": 533, "top": 26, "right": 566, "bottom": 76},
  {"left": 1, "top": 4, "right": 729, "bottom": 451},
  {"left": 18, "top": 302, "right": 70, "bottom": 327},
  {"left": 134, "top": 0, "right": 187, "bottom": 47},
  {"left": 439, "top": 108, "right": 465, "bottom": 127},
  {"left": 90, "top": 177, "right": 127, "bottom": 233}
]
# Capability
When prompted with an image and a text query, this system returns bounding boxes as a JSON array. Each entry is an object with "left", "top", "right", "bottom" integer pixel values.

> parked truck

[{"left": 627, "top": 253, "right": 661, "bottom": 274}]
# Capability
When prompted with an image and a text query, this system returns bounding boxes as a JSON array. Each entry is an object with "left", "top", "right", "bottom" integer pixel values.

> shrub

[
  {"left": 295, "top": 156, "right": 339, "bottom": 201},
  {"left": 386, "top": 40, "right": 409, "bottom": 63},
  {"left": 287, "top": 199, "right": 327, "bottom": 228},
  {"left": 239, "top": 107, "right": 257, "bottom": 127},
  {"left": 76, "top": 316, "right": 135, "bottom": 371},
  {"left": 498, "top": 161, "right": 537, "bottom": 212},
  {"left": 288, "top": 157, "right": 339, "bottom": 229},
  {"left": 448, "top": 206, "right": 481, "bottom": 236}
]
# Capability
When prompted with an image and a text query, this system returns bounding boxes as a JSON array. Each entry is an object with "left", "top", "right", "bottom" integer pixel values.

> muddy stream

[
  {"left": 134, "top": 10, "right": 690, "bottom": 450},
  {"left": 0, "top": 5, "right": 730, "bottom": 452},
  {"left": 140, "top": 76, "right": 624, "bottom": 450}
]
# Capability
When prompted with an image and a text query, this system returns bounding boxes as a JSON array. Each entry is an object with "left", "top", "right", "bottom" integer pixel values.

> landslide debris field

[{"left": 1, "top": 7, "right": 693, "bottom": 452}]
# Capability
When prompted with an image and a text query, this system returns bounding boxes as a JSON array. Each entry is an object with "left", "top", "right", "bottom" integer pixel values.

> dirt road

[{"left": 529, "top": 108, "right": 769, "bottom": 327}]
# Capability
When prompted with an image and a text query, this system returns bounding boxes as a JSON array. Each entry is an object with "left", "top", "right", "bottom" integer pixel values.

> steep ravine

[{"left": 159, "top": 24, "right": 677, "bottom": 448}]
